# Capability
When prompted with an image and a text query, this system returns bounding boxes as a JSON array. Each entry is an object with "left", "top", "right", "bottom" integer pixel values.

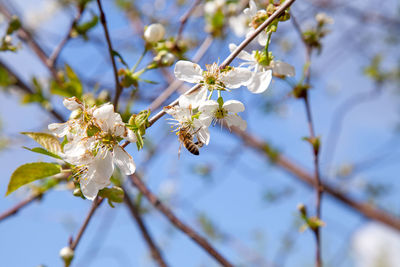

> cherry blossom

[{"left": 199, "top": 99, "right": 247, "bottom": 130}]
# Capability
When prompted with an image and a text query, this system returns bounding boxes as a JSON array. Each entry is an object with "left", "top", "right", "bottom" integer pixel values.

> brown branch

[
  {"left": 149, "top": 35, "right": 213, "bottom": 111},
  {"left": 0, "top": 4, "right": 59, "bottom": 81},
  {"left": 323, "top": 85, "right": 381, "bottom": 170},
  {"left": 48, "top": 6, "right": 84, "bottom": 68},
  {"left": 129, "top": 173, "right": 234, "bottom": 267},
  {"left": 147, "top": 0, "right": 297, "bottom": 127},
  {"left": 231, "top": 127, "right": 400, "bottom": 231},
  {"left": 124, "top": 191, "right": 169, "bottom": 267},
  {"left": 70, "top": 197, "right": 103, "bottom": 251},
  {"left": 0, "top": 60, "right": 65, "bottom": 122},
  {"left": 0, "top": 194, "right": 42, "bottom": 222},
  {"left": 176, "top": 0, "right": 202, "bottom": 42},
  {"left": 291, "top": 11, "right": 322, "bottom": 266},
  {"left": 96, "top": 0, "right": 123, "bottom": 110}
]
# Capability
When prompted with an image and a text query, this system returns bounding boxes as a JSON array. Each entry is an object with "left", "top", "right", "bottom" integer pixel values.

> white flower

[
  {"left": 315, "top": 12, "right": 334, "bottom": 25},
  {"left": 199, "top": 99, "right": 247, "bottom": 130},
  {"left": 228, "top": 43, "right": 295, "bottom": 93},
  {"left": 48, "top": 97, "right": 87, "bottom": 140},
  {"left": 352, "top": 223, "right": 400, "bottom": 267},
  {"left": 49, "top": 99, "right": 137, "bottom": 201},
  {"left": 229, "top": 13, "right": 249, "bottom": 37},
  {"left": 236, "top": 0, "right": 270, "bottom": 46},
  {"left": 174, "top": 60, "right": 252, "bottom": 96},
  {"left": 144, "top": 23, "right": 165, "bottom": 43},
  {"left": 204, "top": 0, "right": 225, "bottom": 15},
  {"left": 164, "top": 94, "right": 211, "bottom": 145}
]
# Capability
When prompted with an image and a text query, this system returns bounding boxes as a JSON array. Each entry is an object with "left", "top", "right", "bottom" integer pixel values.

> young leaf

[
  {"left": 21, "top": 132, "right": 62, "bottom": 154},
  {"left": 23, "top": 146, "right": 62, "bottom": 160},
  {"left": 6, "top": 162, "right": 62, "bottom": 195}
]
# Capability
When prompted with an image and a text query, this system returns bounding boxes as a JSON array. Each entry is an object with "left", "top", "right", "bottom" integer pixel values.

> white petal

[
  {"left": 93, "top": 103, "right": 118, "bottom": 132},
  {"left": 48, "top": 122, "right": 69, "bottom": 137},
  {"left": 113, "top": 146, "right": 136, "bottom": 175},
  {"left": 204, "top": 1, "right": 217, "bottom": 14},
  {"left": 228, "top": 15, "right": 249, "bottom": 37},
  {"left": 225, "top": 114, "right": 247, "bottom": 131},
  {"left": 199, "top": 100, "right": 218, "bottom": 114},
  {"left": 80, "top": 175, "right": 100, "bottom": 201},
  {"left": 80, "top": 150, "right": 113, "bottom": 200},
  {"left": 196, "top": 127, "right": 210, "bottom": 145},
  {"left": 179, "top": 88, "right": 207, "bottom": 109},
  {"left": 246, "top": 70, "right": 272, "bottom": 94},
  {"left": 174, "top": 61, "right": 203, "bottom": 84},
  {"left": 220, "top": 68, "right": 252, "bottom": 89},
  {"left": 223, "top": 100, "right": 245, "bottom": 113},
  {"left": 257, "top": 31, "right": 268, "bottom": 46},
  {"left": 244, "top": 0, "right": 257, "bottom": 17},
  {"left": 273, "top": 61, "right": 295, "bottom": 77},
  {"left": 228, "top": 43, "right": 253, "bottom": 62},
  {"left": 198, "top": 114, "right": 213, "bottom": 128},
  {"left": 125, "top": 129, "right": 137, "bottom": 143},
  {"left": 63, "top": 97, "right": 82, "bottom": 111}
]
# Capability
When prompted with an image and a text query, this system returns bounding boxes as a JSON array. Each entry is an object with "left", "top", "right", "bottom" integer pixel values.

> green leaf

[
  {"left": 6, "top": 16, "right": 21, "bottom": 35},
  {"left": 50, "top": 65, "right": 82, "bottom": 98},
  {"left": 0, "top": 66, "right": 15, "bottom": 87},
  {"left": 6, "top": 162, "right": 62, "bottom": 195},
  {"left": 23, "top": 146, "right": 62, "bottom": 160},
  {"left": 21, "top": 132, "right": 62, "bottom": 154},
  {"left": 112, "top": 50, "right": 129, "bottom": 68},
  {"left": 98, "top": 186, "right": 124, "bottom": 207},
  {"left": 74, "top": 14, "right": 99, "bottom": 39}
]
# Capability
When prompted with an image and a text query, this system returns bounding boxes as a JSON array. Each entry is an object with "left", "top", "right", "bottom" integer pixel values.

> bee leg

[{"left": 195, "top": 141, "right": 204, "bottom": 148}]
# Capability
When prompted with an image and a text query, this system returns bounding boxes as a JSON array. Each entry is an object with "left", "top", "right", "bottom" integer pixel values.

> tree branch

[
  {"left": 70, "top": 197, "right": 104, "bottom": 251},
  {"left": 124, "top": 191, "right": 169, "bottom": 267},
  {"left": 129, "top": 173, "right": 234, "bottom": 267},
  {"left": 231, "top": 127, "right": 400, "bottom": 231},
  {"left": 96, "top": 0, "right": 123, "bottom": 110},
  {"left": 48, "top": 6, "right": 84, "bottom": 68},
  {"left": 0, "top": 194, "right": 42, "bottom": 222},
  {"left": 0, "top": 60, "right": 65, "bottom": 122}
]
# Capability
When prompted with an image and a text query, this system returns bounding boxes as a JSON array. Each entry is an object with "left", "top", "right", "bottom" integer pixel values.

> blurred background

[{"left": 0, "top": 0, "right": 400, "bottom": 266}]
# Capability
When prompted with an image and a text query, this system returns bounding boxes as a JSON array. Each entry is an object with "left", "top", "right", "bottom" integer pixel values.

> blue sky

[{"left": 1, "top": 0, "right": 400, "bottom": 266}]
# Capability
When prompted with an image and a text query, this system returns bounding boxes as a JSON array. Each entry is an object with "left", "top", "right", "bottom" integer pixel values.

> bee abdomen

[{"left": 184, "top": 140, "right": 199, "bottom": 155}]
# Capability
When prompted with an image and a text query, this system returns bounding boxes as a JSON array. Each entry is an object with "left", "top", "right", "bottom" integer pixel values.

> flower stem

[{"left": 132, "top": 48, "right": 148, "bottom": 73}]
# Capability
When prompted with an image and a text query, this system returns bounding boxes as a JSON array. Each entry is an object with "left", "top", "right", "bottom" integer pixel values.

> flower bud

[
  {"left": 315, "top": 13, "right": 334, "bottom": 25},
  {"left": 161, "top": 52, "right": 176, "bottom": 66},
  {"left": 59, "top": 246, "right": 74, "bottom": 266},
  {"left": 144, "top": 23, "right": 165, "bottom": 43},
  {"left": 297, "top": 203, "right": 307, "bottom": 217}
]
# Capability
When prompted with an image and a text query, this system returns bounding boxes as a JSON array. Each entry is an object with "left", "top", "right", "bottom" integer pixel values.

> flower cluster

[
  {"left": 48, "top": 97, "right": 136, "bottom": 200},
  {"left": 165, "top": 0, "right": 295, "bottom": 155}
]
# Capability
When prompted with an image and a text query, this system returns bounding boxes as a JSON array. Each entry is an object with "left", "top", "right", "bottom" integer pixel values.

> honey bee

[{"left": 178, "top": 126, "right": 202, "bottom": 156}]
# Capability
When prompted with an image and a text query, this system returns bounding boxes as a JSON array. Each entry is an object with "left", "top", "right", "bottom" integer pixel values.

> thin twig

[
  {"left": 230, "top": 126, "right": 400, "bottom": 231},
  {"left": 323, "top": 85, "right": 381, "bottom": 171},
  {"left": 0, "top": 4, "right": 59, "bottom": 81},
  {"left": 70, "top": 197, "right": 104, "bottom": 250},
  {"left": 149, "top": 35, "right": 213, "bottom": 111},
  {"left": 0, "top": 194, "right": 42, "bottom": 222},
  {"left": 147, "top": 0, "right": 296, "bottom": 127},
  {"left": 48, "top": 6, "right": 84, "bottom": 68},
  {"left": 124, "top": 191, "right": 168, "bottom": 267},
  {"left": 129, "top": 173, "right": 234, "bottom": 267},
  {"left": 291, "top": 11, "right": 322, "bottom": 267},
  {"left": 0, "top": 60, "right": 65, "bottom": 122},
  {"left": 176, "top": 0, "right": 202, "bottom": 42},
  {"left": 96, "top": 0, "right": 123, "bottom": 110}
]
